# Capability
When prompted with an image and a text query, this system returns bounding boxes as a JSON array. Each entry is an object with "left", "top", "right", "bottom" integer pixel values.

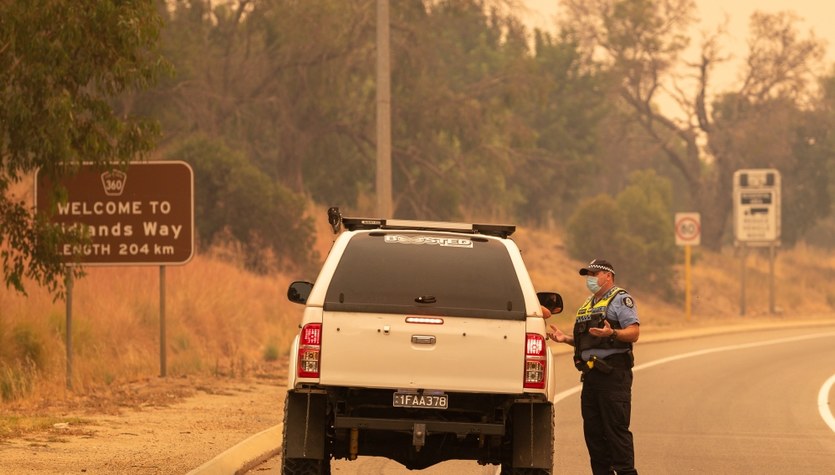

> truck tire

[
  {"left": 282, "top": 457, "right": 329, "bottom": 475},
  {"left": 500, "top": 402, "right": 554, "bottom": 475},
  {"left": 281, "top": 391, "right": 331, "bottom": 475}
]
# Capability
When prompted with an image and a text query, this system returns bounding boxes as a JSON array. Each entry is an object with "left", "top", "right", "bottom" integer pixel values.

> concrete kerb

[{"left": 186, "top": 424, "right": 283, "bottom": 475}]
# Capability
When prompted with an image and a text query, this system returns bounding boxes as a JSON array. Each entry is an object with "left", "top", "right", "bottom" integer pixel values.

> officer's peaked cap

[{"left": 579, "top": 259, "right": 615, "bottom": 276}]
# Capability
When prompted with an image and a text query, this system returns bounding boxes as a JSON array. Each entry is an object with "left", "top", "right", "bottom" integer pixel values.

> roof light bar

[{"left": 341, "top": 217, "right": 515, "bottom": 238}]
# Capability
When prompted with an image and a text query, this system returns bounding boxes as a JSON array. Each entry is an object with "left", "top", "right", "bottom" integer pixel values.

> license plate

[{"left": 393, "top": 392, "right": 448, "bottom": 409}]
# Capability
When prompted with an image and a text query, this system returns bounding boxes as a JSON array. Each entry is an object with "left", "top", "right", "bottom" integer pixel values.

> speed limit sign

[{"left": 675, "top": 213, "right": 701, "bottom": 246}]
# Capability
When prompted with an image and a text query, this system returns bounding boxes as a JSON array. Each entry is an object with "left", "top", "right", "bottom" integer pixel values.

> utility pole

[{"left": 376, "top": 0, "right": 392, "bottom": 218}]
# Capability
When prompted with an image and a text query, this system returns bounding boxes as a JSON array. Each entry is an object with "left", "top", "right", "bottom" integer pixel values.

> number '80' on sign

[{"left": 674, "top": 213, "right": 700, "bottom": 246}]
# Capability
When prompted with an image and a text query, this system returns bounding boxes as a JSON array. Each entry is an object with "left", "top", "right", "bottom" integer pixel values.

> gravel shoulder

[{"left": 0, "top": 369, "right": 286, "bottom": 475}]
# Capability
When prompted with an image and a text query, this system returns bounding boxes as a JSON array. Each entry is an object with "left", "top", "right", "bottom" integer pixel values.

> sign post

[
  {"left": 36, "top": 161, "right": 194, "bottom": 386},
  {"left": 733, "top": 169, "right": 781, "bottom": 315},
  {"left": 675, "top": 213, "right": 701, "bottom": 321},
  {"left": 65, "top": 271, "right": 73, "bottom": 390}
]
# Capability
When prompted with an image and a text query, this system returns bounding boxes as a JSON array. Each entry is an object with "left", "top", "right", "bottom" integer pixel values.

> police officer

[{"left": 547, "top": 258, "right": 639, "bottom": 475}]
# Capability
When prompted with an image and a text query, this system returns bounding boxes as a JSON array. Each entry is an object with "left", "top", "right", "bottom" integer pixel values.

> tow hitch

[{"left": 413, "top": 423, "right": 426, "bottom": 451}]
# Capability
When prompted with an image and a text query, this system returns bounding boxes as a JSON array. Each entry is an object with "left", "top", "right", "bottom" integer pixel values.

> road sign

[
  {"left": 675, "top": 212, "right": 701, "bottom": 246},
  {"left": 35, "top": 161, "right": 194, "bottom": 265},
  {"left": 732, "top": 168, "right": 781, "bottom": 245}
]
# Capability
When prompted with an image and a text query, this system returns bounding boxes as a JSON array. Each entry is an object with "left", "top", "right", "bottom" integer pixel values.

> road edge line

[{"left": 818, "top": 374, "right": 835, "bottom": 434}]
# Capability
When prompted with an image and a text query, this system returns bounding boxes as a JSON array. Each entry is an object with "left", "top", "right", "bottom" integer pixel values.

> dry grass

[
  {"left": 0, "top": 201, "right": 337, "bottom": 409},
  {"left": 0, "top": 414, "right": 87, "bottom": 440},
  {"left": 0, "top": 255, "right": 303, "bottom": 403}
]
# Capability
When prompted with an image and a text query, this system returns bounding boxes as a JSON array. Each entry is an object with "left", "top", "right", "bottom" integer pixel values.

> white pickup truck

[{"left": 283, "top": 212, "right": 563, "bottom": 474}]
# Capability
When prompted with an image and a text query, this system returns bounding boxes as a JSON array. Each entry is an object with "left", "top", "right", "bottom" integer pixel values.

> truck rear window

[{"left": 323, "top": 232, "right": 526, "bottom": 319}]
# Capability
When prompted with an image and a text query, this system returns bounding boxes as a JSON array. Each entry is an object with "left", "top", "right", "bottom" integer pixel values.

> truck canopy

[{"left": 323, "top": 232, "right": 527, "bottom": 320}]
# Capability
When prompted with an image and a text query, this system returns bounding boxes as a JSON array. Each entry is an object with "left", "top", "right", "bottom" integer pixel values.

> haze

[{"left": 522, "top": 0, "right": 835, "bottom": 92}]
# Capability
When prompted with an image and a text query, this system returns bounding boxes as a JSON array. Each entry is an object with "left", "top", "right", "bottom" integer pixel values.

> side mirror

[
  {"left": 537, "top": 292, "right": 563, "bottom": 314},
  {"left": 288, "top": 281, "right": 314, "bottom": 304}
]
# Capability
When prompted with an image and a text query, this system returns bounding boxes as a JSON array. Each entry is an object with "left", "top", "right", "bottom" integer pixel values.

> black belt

[
  {"left": 604, "top": 351, "right": 633, "bottom": 369},
  {"left": 575, "top": 350, "right": 634, "bottom": 374}
]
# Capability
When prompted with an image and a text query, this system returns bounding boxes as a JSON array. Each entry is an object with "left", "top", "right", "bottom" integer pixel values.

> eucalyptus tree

[
  {"left": 560, "top": 0, "right": 826, "bottom": 249},
  {"left": 0, "top": 0, "right": 167, "bottom": 296},
  {"left": 168, "top": 136, "right": 316, "bottom": 273},
  {"left": 384, "top": 1, "right": 530, "bottom": 219},
  {"left": 385, "top": 1, "right": 610, "bottom": 222},
  {"left": 771, "top": 70, "right": 835, "bottom": 246},
  {"left": 147, "top": 1, "right": 613, "bottom": 226},
  {"left": 514, "top": 29, "right": 612, "bottom": 226},
  {"left": 155, "top": 0, "right": 375, "bottom": 205}
]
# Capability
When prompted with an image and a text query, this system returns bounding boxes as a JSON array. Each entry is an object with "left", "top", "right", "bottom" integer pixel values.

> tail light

[
  {"left": 298, "top": 323, "right": 322, "bottom": 378},
  {"left": 524, "top": 333, "right": 546, "bottom": 389}
]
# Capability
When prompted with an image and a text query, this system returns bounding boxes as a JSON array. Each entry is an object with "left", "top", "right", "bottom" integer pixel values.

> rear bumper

[
  {"left": 334, "top": 415, "right": 505, "bottom": 436},
  {"left": 296, "top": 385, "right": 547, "bottom": 431},
  {"left": 285, "top": 387, "right": 553, "bottom": 470}
]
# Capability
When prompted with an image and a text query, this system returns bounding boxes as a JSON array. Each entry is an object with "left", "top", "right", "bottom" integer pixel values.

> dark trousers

[{"left": 581, "top": 366, "right": 637, "bottom": 475}]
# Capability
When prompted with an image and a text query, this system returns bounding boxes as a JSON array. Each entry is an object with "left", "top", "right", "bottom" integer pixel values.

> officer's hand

[
  {"left": 547, "top": 324, "right": 568, "bottom": 343},
  {"left": 588, "top": 319, "right": 613, "bottom": 337}
]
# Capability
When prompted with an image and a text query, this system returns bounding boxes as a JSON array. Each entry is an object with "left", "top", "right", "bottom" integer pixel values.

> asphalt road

[{"left": 248, "top": 323, "right": 835, "bottom": 474}]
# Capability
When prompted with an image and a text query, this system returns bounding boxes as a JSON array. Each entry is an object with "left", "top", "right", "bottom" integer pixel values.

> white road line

[
  {"left": 819, "top": 374, "right": 835, "bottom": 434},
  {"left": 553, "top": 331, "right": 835, "bottom": 432},
  {"left": 552, "top": 383, "right": 582, "bottom": 404}
]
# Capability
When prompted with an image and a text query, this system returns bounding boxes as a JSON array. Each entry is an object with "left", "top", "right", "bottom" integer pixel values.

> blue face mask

[{"left": 586, "top": 275, "right": 601, "bottom": 293}]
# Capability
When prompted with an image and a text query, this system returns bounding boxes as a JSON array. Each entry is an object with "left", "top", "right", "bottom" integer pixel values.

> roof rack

[{"left": 340, "top": 217, "right": 516, "bottom": 238}]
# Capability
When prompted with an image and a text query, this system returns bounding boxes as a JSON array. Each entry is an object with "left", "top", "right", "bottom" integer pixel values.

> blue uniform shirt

[{"left": 581, "top": 291, "right": 640, "bottom": 361}]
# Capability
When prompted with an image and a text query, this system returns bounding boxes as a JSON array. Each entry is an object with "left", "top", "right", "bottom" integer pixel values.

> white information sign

[
  {"left": 675, "top": 213, "right": 701, "bottom": 246},
  {"left": 733, "top": 169, "right": 781, "bottom": 244}
]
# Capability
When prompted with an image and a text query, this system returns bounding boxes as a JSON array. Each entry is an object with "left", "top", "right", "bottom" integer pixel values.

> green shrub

[
  {"left": 566, "top": 170, "right": 677, "bottom": 298},
  {"left": 12, "top": 326, "right": 44, "bottom": 369},
  {"left": 262, "top": 343, "right": 280, "bottom": 362},
  {"left": 170, "top": 136, "right": 317, "bottom": 273},
  {"left": 566, "top": 194, "right": 622, "bottom": 261}
]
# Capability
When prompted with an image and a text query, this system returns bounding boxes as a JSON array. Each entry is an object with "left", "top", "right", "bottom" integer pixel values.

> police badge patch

[{"left": 623, "top": 296, "right": 634, "bottom": 308}]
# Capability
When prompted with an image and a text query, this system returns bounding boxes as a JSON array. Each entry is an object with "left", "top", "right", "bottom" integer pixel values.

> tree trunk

[{"left": 692, "top": 175, "right": 728, "bottom": 251}]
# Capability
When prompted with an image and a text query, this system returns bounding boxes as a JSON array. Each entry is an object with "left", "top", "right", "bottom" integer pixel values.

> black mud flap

[
  {"left": 511, "top": 402, "right": 554, "bottom": 469},
  {"left": 284, "top": 391, "right": 329, "bottom": 459}
]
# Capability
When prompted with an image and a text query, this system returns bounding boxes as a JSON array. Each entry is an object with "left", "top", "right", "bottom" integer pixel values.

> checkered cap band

[
  {"left": 586, "top": 263, "right": 614, "bottom": 274},
  {"left": 580, "top": 259, "right": 616, "bottom": 276}
]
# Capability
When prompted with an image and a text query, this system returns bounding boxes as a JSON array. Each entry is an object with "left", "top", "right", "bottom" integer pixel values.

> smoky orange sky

[{"left": 519, "top": 0, "right": 835, "bottom": 91}]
